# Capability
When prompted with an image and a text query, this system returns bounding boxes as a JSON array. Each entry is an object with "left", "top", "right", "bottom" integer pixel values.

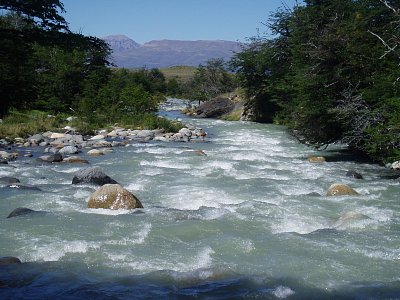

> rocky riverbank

[{"left": 0, "top": 125, "right": 207, "bottom": 163}]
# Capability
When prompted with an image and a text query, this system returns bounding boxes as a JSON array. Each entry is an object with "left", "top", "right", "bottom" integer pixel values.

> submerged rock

[
  {"left": 194, "top": 150, "right": 207, "bottom": 156},
  {"left": 7, "top": 207, "right": 39, "bottom": 218},
  {"left": 333, "top": 211, "right": 371, "bottom": 229},
  {"left": 346, "top": 170, "right": 363, "bottom": 179},
  {"left": 0, "top": 256, "right": 21, "bottom": 265},
  {"left": 326, "top": 184, "right": 359, "bottom": 196},
  {"left": 0, "top": 177, "right": 20, "bottom": 184},
  {"left": 72, "top": 167, "right": 118, "bottom": 185},
  {"left": 7, "top": 184, "right": 42, "bottom": 191},
  {"left": 88, "top": 184, "right": 143, "bottom": 210},
  {"left": 63, "top": 156, "right": 89, "bottom": 164}
]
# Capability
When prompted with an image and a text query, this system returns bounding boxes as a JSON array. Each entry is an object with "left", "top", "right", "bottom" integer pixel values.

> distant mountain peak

[
  {"left": 102, "top": 35, "right": 141, "bottom": 52},
  {"left": 102, "top": 36, "right": 243, "bottom": 68}
]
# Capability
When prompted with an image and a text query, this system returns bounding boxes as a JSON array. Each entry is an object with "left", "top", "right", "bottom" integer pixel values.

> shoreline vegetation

[{"left": 1, "top": 0, "right": 399, "bottom": 166}]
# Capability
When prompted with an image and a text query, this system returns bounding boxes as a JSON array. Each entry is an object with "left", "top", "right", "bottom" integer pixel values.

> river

[{"left": 0, "top": 100, "right": 399, "bottom": 299}]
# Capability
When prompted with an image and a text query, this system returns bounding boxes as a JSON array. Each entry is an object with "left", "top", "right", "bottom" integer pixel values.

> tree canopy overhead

[
  {"left": 0, "top": 0, "right": 68, "bottom": 31},
  {"left": 232, "top": 0, "right": 400, "bottom": 163}
]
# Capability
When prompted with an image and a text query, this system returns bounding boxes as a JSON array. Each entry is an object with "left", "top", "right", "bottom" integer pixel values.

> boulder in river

[
  {"left": 308, "top": 156, "right": 326, "bottom": 163},
  {"left": 326, "top": 184, "right": 359, "bottom": 196},
  {"left": 72, "top": 167, "right": 118, "bottom": 185},
  {"left": 0, "top": 256, "right": 21, "bottom": 265},
  {"left": 346, "top": 170, "right": 363, "bottom": 179},
  {"left": 87, "top": 149, "right": 104, "bottom": 156},
  {"left": 63, "top": 156, "right": 89, "bottom": 164},
  {"left": 0, "top": 177, "right": 20, "bottom": 185},
  {"left": 196, "top": 97, "right": 235, "bottom": 118},
  {"left": 59, "top": 145, "right": 79, "bottom": 155},
  {"left": 7, "top": 207, "right": 39, "bottom": 218},
  {"left": 38, "top": 153, "right": 63, "bottom": 163},
  {"left": 88, "top": 184, "right": 143, "bottom": 210}
]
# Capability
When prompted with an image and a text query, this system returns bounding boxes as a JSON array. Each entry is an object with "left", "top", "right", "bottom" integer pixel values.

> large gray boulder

[
  {"left": 88, "top": 184, "right": 143, "bottom": 210},
  {"left": 196, "top": 97, "right": 235, "bottom": 118},
  {"left": 38, "top": 153, "right": 63, "bottom": 163},
  {"left": 59, "top": 145, "right": 79, "bottom": 155},
  {"left": 72, "top": 167, "right": 118, "bottom": 185}
]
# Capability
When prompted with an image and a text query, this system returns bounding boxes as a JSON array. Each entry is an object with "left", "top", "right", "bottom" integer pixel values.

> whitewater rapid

[{"left": 1, "top": 103, "right": 399, "bottom": 298}]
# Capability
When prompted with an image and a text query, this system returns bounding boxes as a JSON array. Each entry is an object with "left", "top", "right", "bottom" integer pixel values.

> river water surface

[{"left": 0, "top": 101, "right": 399, "bottom": 299}]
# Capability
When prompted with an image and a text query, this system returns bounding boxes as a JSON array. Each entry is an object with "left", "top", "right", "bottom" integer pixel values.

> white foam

[
  {"left": 28, "top": 239, "right": 100, "bottom": 261},
  {"left": 106, "top": 223, "right": 151, "bottom": 246},
  {"left": 140, "top": 160, "right": 191, "bottom": 170},
  {"left": 164, "top": 189, "right": 244, "bottom": 210},
  {"left": 123, "top": 246, "right": 215, "bottom": 275},
  {"left": 357, "top": 249, "right": 400, "bottom": 261},
  {"left": 84, "top": 208, "right": 134, "bottom": 215},
  {"left": 58, "top": 167, "right": 82, "bottom": 174},
  {"left": 185, "top": 246, "right": 215, "bottom": 271},
  {"left": 272, "top": 286, "right": 295, "bottom": 299},
  {"left": 271, "top": 212, "right": 329, "bottom": 234},
  {"left": 239, "top": 239, "right": 255, "bottom": 253},
  {"left": 125, "top": 182, "right": 145, "bottom": 191}
]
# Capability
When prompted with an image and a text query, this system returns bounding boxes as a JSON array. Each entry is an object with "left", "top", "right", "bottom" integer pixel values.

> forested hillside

[
  {"left": 0, "top": 0, "right": 178, "bottom": 134},
  {"left": 232, "top": 0, "right": 400, "bottom": 163}
]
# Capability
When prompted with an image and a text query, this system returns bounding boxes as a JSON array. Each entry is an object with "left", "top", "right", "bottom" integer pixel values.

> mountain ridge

[{"left": 102, "top": 35, "right": 243, "bottom": 69}]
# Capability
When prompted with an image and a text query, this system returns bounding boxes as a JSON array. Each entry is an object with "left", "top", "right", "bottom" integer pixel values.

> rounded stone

[
  {"left": 308, "top": 156, "right": 326, "bottom": 163},
  {"left": 87, "top": 149, "right": 104, "bottom": 156},
  {"left": 326, "top": 184, "right": 359, "bottom": 196},
  {"left": 88, "top": 184, "right": 143, "bottom": 210},
  {"left": 63, "top": 156, "right": 89, "bottom": 164}
]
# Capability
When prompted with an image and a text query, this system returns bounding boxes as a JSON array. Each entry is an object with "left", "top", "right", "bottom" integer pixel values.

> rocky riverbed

[{"left": 0, "top": 125, "right": 207, "bottom": 164}]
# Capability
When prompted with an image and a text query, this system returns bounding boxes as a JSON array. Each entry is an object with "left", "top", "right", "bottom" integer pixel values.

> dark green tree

[{"left": 232, "top": 0, "right": 400, "bottom": 162}]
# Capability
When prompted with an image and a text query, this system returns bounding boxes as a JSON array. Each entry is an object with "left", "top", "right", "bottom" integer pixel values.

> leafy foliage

[
  {"left": 232, "top": 0, "right": 400, "bottom": 163},
  {"left": 0, "top": 1, "right": 178, "bottom": 134}
]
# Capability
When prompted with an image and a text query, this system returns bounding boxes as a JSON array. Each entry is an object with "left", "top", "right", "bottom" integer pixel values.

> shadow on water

[
  {"left": 1, "top": 261, "right": 399, "bottom": 299},
  {"left": 316, "top": 148, "right": 373, "bottom": 164}
]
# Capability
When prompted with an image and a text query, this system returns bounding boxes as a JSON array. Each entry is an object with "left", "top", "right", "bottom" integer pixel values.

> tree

[
  {"left": 231, "top": 0, "right": 400, "bottom": 162},
  {"left": 187, "top": 58, "right": 235, "bottom": 103}
]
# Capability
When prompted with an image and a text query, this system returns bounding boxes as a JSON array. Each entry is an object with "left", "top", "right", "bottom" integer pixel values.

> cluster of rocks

[{"left": 0, "top": 126, "right": 207, "bottom": 164}]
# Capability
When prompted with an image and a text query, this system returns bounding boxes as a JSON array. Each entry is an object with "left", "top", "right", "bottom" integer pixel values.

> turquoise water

[{"left": 0, "top": 104, "right": 399, "bottom": 299}]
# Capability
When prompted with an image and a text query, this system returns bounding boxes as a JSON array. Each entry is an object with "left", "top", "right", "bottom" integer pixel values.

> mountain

[
  {"left": 103, "top": 35, "right": 141, "bottom": 52},
  {"left": 102, "top": 35, "right": 243, "bottom": 69}
]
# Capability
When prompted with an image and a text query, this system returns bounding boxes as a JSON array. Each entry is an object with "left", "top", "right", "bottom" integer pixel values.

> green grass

[
  {"left": 160, "top": 66, "right": 197, "bottom": 83},
  {"left": 221, "top": 108, "right": 243, "bottom": 121},
  {"left": 0, "top": 110, "right": 183, "bottom": 140},
  {"left": 0, "top": 110, "right": 64, "bottom": 139}
]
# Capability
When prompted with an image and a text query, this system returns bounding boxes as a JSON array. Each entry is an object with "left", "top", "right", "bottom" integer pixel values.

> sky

[{"left": 63, "top": 0, "right": 300, "bottom": 44}]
